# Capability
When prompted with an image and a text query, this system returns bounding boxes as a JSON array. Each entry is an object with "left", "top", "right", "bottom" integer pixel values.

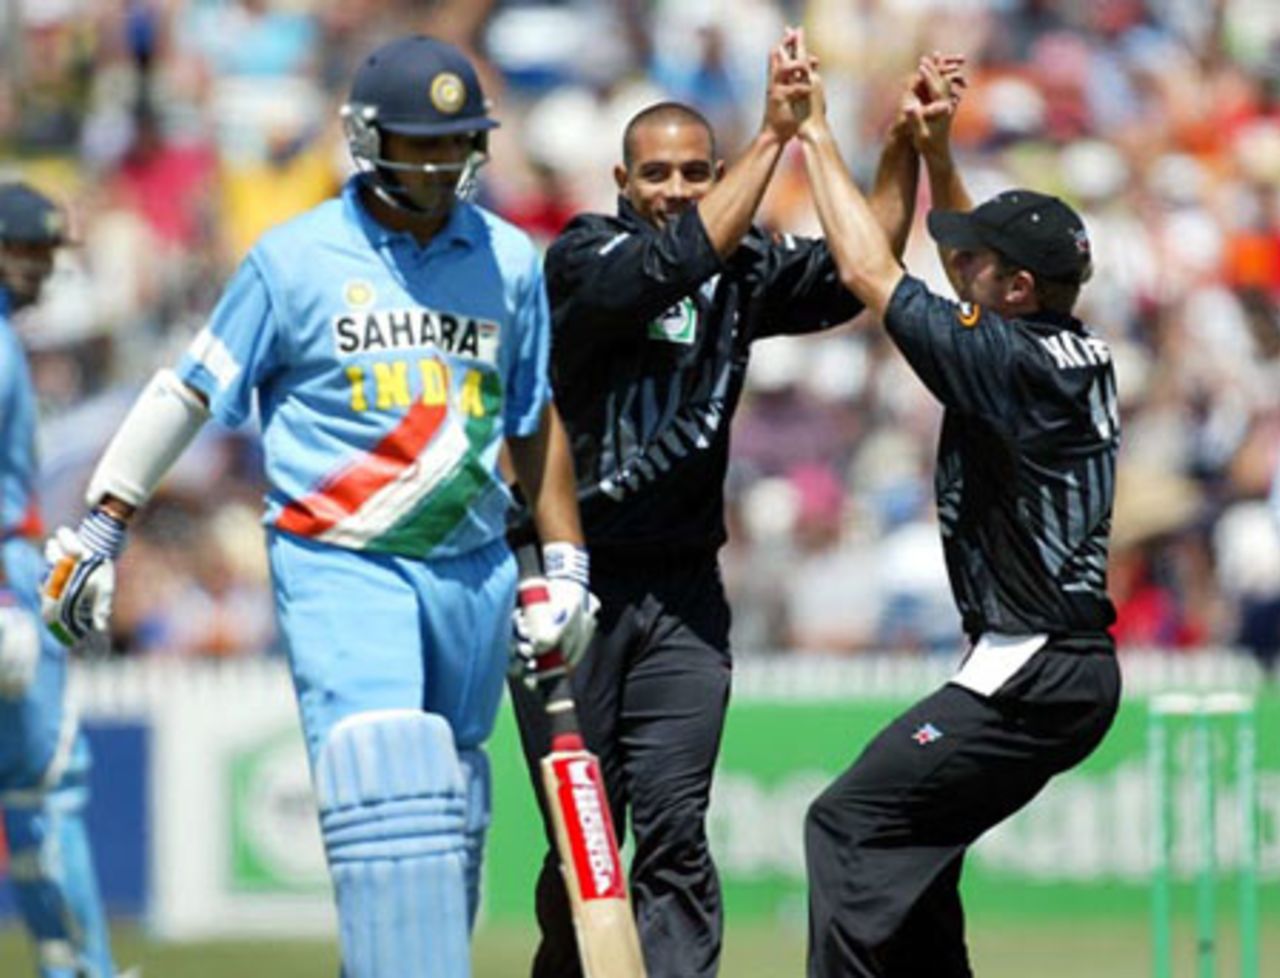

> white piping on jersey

[
  {"left": 597, "top": 232, "right": 630, "bottom": 256},
  {"left": 316, "top": 420, "right": 470, "bottom": 549},
  {"left": 187, "top": 327, "right": 242, "bottom": 390}
]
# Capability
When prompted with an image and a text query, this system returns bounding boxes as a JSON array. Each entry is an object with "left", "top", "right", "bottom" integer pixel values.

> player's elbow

[
  {"left": 839, "top": 262, "right": 903, "bottom": 323},
  {"left": 836, "top": 262, "right": 886, "bottom": 308},
  {"left": 837, "top": 263, "right": 869, "bottom": 299}
]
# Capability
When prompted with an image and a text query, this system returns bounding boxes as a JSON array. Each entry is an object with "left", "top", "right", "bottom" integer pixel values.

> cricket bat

[{"left": 515, "top": 548, "right": 647, "bottom": 978}]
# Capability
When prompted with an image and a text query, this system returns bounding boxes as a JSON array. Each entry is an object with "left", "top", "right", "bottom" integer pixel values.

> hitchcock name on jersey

[{"left": 332, "top": 307, "right": 500, "bottom": 365}]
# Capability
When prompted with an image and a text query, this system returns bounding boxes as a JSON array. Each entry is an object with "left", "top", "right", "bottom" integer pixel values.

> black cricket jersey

[
  {"left": 883, "top": 275, "right": 1119, "bottom": 640},
  {"left": 546, "top": 198, "right": 862, "bottom": 556}
]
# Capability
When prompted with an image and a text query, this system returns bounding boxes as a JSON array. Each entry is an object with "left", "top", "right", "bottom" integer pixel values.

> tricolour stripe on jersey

[
  {"left": 315, "top": 422, "right": 472, "bottom": 550},
  {"left": 276, "top": 401, "right": 452, "bottom": 540},
  {"left": 277, "top": 371, "right": 505, "bottom": 554},
  {"left": 365, "top": 370, "right": 503, "bottom": 554}
]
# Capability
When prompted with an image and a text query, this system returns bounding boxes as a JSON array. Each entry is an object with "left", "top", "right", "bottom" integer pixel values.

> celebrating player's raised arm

[
  {"left": 792, "top": 32, "right": 958, "bottom": 318},
  {"left": 915, "top": 56, "right": 972, "bottom": 215},
  {"left": 868, "top": 52, "right": 969, "bottom": 260},
  {"left": 864, "top": 113, "right": 919, "bottom": 262},
  {"left": 693, "top": 36, "right": 814, "bottom": 256},
  {"left": 790, "top": 29, "right": 907, "bottom": 319},
  {"left": 909, "top": 55, "right": 974, "bottom": 296}
]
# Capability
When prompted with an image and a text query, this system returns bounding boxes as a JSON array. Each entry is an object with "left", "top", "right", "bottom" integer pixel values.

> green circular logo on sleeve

[{"left": 647, "top": 298, "right": 697, "bottom": 345}]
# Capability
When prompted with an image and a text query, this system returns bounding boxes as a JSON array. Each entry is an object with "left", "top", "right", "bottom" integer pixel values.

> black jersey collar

[
  {"left": 615, "top": 195, "right": 689, "bottom": 235},
  {"left": 1020, "top": 307, "right": 1086, "bottom": 333},
  {"left": 615, "top": 195, "right": 650, "bottom": 231}
]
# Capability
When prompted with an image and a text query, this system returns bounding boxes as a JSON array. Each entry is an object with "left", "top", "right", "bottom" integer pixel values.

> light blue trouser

[
  {"left": 268, "top": 532, "right": 515, "bottom": 977},
  {"left": 267, "top": 532, "right": 514, "bottom": 764},
  {"left": 1, "top": 537, "right": 115, "bottom": 978}
]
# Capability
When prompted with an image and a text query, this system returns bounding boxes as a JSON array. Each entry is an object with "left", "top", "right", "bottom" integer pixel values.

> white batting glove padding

[
  {"left": 539, "top": 575, "right": 600, "bottom": 666},
  {"left": 0, "top": 595, "right": 40, "bottom": 699},
  {"left": 41, "top": 511, "right": 125, "bottom": 647},
  {"left": 510, "top": 544, "right": 600, "bottom": 687},
  {"left": 539, "top": 542, "right": 599, "bottom": 667}
]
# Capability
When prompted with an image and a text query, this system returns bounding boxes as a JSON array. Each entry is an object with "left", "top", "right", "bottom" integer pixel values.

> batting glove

[
  {"left": 41, "top": 510, "right": 127, "bottom": 646},
  {"left": 0, "top": 591, "right": 40, "bottom": 699},
  {"left": 511, "top": 543, "right": 599, "bottom": 689}
]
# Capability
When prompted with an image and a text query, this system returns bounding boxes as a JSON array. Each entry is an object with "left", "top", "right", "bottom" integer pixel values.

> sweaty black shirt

[
  {"left": 883, "top": 275, "right": 1119, "bottom": 640},
  {"left": 547, "top": 198, "right": 863, "bottom": 557}
]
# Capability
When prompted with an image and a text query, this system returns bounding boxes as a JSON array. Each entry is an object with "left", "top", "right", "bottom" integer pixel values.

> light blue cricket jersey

[
  {"left": 176, "top": 178, "right": 551, "bottom": 559},
  {"left": 0, "top": 289, "right": 44, "bottom": 541}
]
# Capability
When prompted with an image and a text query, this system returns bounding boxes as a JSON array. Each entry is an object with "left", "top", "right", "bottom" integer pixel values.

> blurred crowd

[{"left": 3, "top": 0, "right": 1279, "bottom": 667}]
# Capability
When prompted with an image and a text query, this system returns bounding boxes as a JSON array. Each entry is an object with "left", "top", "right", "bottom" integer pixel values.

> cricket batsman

[
  {"left": 0, "top": 183, "right": 121, "bottom": 977},
  {"left": 40, "top": 36, "right": 595, "bottom": 978}
]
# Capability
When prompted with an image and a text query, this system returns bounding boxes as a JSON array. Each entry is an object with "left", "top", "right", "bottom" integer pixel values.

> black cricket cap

[
  {"left": 0, "top": 183, "right": 67, "bottom": 246},
  {"left": 928, "top": 189, "right": 1092, "bottom": 283},
  {"left": 348, "top": 35, "right": 498, "bottom": 137}
]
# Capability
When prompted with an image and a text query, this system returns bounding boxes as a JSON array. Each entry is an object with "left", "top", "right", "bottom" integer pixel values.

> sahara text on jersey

[{"left": 332, "top": 306, "right": 500, "bottom": 364}]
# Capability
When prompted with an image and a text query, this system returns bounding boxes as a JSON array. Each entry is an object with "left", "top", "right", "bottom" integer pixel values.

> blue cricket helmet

[
  {"left": 341, "top": 36, "right": 499, "bottom": 211},
  {"left": 0, "top": 183, "right": 67, "bottom": 246},
  {"left": 346, "top": 35, "right": 498, "bottom": 138}
]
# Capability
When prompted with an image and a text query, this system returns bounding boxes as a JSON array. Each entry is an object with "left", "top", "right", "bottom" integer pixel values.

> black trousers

[
  {"left": 510, "top": 551, "right": 732, "bottom": 978},
  {"left": 805, "top": 641, "right": 1121, "bottom": 978}
]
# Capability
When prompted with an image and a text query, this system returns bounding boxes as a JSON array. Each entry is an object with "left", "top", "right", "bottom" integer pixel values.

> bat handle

[
  {"left": 514, "top": 542, "right": 543, "bottom": 579},
  {"left": 542, "top": 671, "right": 583, "bottom": 739}
]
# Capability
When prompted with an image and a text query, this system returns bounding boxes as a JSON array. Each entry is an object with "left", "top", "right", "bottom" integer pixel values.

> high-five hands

[
  {"left": 777, "top": 27, "right": 828, "bottom": 138},
  {"left": 901, "top": 52, "right": 967, "bottom": 151},
  {"left": 765, "top": 26, "right": 819, "bottom": 142}
]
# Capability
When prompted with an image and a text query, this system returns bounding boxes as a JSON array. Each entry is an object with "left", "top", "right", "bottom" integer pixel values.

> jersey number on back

[{"left": 1087, "top": 370, "right": 1119, "bottom": 441}]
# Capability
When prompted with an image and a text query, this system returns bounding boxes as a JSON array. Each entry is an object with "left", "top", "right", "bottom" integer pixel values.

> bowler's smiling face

[{"left": 616, "top": 121, "right": 722, "bottom": 231}]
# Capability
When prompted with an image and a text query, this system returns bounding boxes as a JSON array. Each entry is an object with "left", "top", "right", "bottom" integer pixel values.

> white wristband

[
  {"left": 77, "top": 510, "right": 127, "bottom": 559},
  {"left": 542, "top": 542, "right": 589, "bottom": 586}
]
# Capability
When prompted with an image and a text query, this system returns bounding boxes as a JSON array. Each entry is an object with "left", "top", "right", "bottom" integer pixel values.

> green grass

[{"left": 1, "top": 917, "right": 1275, "bottom": 976}]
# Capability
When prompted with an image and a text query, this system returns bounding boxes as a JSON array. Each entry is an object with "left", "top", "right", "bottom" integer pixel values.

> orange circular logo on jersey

[
  {"left": 430, "top": 73, "right": 465, "bottom": 115},
  {"left": 956, "top": 302, "right": 982, "bottom": 328}
]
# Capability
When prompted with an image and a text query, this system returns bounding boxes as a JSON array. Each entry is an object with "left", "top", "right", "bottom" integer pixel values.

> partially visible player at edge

[
  {"left": 41, "top": 35, "right": 595, "bottom": 978},
  {"left": 0, "top": 183, "right": 123, "bottom": 978},
  {"left": 507, "top": 34, "right": 964, "bottom": 978},
  {"left": 784, "top": 28, "right": 1123, "bottom": 978}
]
